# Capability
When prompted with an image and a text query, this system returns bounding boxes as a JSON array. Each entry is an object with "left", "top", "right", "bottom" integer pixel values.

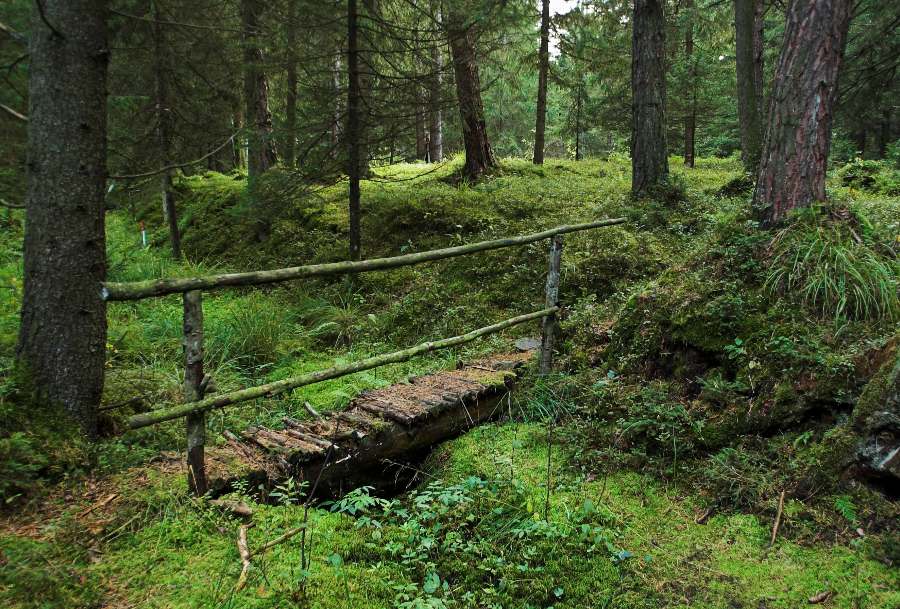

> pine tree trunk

[
  {"left": 17, "top": 0, "right": 109, "bottom": 438},
  {"left": 428, "top": 3, "right": 443, "bottom": 163},
  {"left": 533, "top": 0, "right": 550, "bottom": 165},
  {"left": 241, "top": 0, "right": 277, "bottom": 179},
  {"left": 283, "top": 0, "right": 298, "bottom": 168},
  {"left": 152, "top": 0, "right": 181, "bottom": 260},
  {"left": 574, "top": 83, "right": 582, "bottom": 161},
  {"left": 415, "top": 95, "right": 427, "bottom": 160},
  {"left": 347, "top": 0, "right": 362, "bottom": 261},
  {"left": 447, "top": 10, "right": 496, "bottom": 181},
  {"left": 735, "top": 0, "right": 765, "bottom": 173},
  {"left": 331, "top": 52, "right": 343, "bottom": 156},
  {"left": 631, "top": 0, "right": 668, "bottom": 198},
  {"left": 683, "top": 0, "right": 696, "bottom": 168},
  {"left": 753, "top": 0, "right": 852, "bottom": 227}
]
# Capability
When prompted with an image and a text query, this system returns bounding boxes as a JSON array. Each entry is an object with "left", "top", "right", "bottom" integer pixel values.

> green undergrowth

[{"left": 1, "top": 423, "right": 896, "bottom": 609}]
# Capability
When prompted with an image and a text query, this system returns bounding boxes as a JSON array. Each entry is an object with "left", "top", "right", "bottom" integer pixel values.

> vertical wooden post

[
  {"left": 539, "top": 235, "right": 563, "bottom": 374},
  {"left": 183, "top": 289, "right": 207, "bottom": 495}
]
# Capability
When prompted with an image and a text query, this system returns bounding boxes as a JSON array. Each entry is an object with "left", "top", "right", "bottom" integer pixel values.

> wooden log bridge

[{"left": 210, "top": 353, "right": 529, "bottom": 498}]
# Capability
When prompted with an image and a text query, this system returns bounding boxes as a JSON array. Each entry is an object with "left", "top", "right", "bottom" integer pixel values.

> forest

[{"left": 0, "top": 0, "right": 898, "bottom": 607}]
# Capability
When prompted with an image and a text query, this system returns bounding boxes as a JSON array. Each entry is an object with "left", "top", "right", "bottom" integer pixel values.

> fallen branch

[
  {"left": 235, "top": 523, "right": 254, "bottom": 591},
  {"left": 769, "top": 489, "right": 786, "bottom": 547},
  {"left": 808, "top": 590, "right": 832, "bottom": 604},
  {"left": 79, "top": 493, "right": 119, "bottom": 517},
  {"left": 108, "top": 131, "right": 238, "bottom": 180}
]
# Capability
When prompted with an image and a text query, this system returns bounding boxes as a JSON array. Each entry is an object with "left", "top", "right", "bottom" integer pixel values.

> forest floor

[{"left": 1, "top": 154, "right": 898, "bottom": 608}]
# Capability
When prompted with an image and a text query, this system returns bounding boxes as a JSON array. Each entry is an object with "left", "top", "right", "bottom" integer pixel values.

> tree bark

[
  {"left": 447, "top": 10, "right": 496, "bottom": 181},
  {"left": 428, "top": 3, "right": 443, "bottom": 163},
  {"left": 283, "top": 0, "right": 298, "bottom": 168},
  {"left": 152, "top": 0, "right": 181, "bottom": 260},
  {"left": 347, "top": 0, "right": 362, "bottom": 260},
  {"left": 683, "top": 0, "right": 696, "bottom": 168},
  {"left": 753, "top": 0, "right": 852, "bottom": 227},
  {"left": 17, "top": 0, "right": 109, "bottom": 438},
  {"left": 533, "top": 0, "right": 551, "bottom": 165},
  {"left": 241, "top": 0, "right": 277, "bottom": 179},
  {"left": 735, "top": 0, "right": 765, "bottom": 173},
  {"left": 631, "top": 0, "right": 669, "bottom": 198}
]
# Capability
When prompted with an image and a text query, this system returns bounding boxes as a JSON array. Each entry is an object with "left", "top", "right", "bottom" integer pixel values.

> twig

[
  {"left": 0, "top": 20, "right": 27, "bottom": 45},
  {"left": 235, "top": 523, "right": 254, "bottom": 591},
  {"left": 808, "top": 590, "right": 832, "bottom": 604},
  {"left": 35, "top": 0, "right": 64, "bottom": 39},
  {"left": 109, "top": 132, "right": 238, "bottom": 180},
  {"left": 769, "top": 489, "right": 786, "bottom": 547},
  {"left": 79, "top": 493, "right": 119, "bottom": 517},
  {"left": 0, "top": 103, "right": 27, "bottom": 122},
  {"left": 98, "top": 396, "right": 146, "bottom": 412},
  {"left": 303, "top": 401, "right": 323, "bottom": 420},
  {"left": 0, "top": 198, "right": 25, "bottom": 209}
]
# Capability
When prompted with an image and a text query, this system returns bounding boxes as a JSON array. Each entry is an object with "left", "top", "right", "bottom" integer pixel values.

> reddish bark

[{"left": 754, "top": 0, "right": 852, "bottom": 226}]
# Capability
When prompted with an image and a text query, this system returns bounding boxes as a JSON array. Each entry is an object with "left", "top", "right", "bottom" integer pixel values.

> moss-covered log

[{"left": 102, "top": 219, "right": 625, "bottom": 301}]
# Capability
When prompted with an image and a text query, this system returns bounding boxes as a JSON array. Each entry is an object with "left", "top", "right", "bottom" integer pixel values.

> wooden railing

[{"left": 106, "top": 218, "right": 626, "bottom": 494}]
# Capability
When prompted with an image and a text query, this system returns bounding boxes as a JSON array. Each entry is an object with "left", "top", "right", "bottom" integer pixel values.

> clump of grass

[
  {"left": 764, "top": 204, "right": 898, "bottom": 321},
  {"left": 204, "top": 292, "right": 294, "bottom": 373}
]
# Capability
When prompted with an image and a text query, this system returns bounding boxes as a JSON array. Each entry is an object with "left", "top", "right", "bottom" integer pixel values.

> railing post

[
  {"left": 539, "top": 235, "right": 563, "bottom": 374},
  {"left": 183, "top": 289, "right": 207, "bottom": 496}
]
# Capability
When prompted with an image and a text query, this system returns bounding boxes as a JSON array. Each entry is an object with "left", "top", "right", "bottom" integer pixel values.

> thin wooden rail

[
  {"left": 102, "top": 218, "right": 625, "bottom": 301},
  {"left": 128, "top": 306, "right": 558, "bottom": 430}
]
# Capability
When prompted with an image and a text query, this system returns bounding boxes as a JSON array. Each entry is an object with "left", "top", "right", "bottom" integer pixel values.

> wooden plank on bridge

[{"left": 207, "top": 352, "right": 529, "bottom": 498}]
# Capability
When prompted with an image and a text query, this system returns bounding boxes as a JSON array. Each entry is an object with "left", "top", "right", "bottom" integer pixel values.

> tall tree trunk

[
  {"left": 331, "top": 52, "right": 343, "bottom": 156},
  {"left": 17, "top": 0, "right": 109, "bottom": 438},
  {"left": 283, "top": 0, "right": 298, "bottom": 167},
  {"left": 574, "top": 81, "right": 582, "bottom": 161},
  {"left": 428, "top": 3, "right": 443, "bottom": 163},
  {"left": 152, "top": 0, "right": 181, "bottom": 260},
  {"left": 533, "top": 0, "right": 551, "bottom": 164},
  {"left": 358, "top": 0, "right": 379, "bottom": 175},
  {"left": 753, "top": 0, "right": 852, "bottom": 227},
  {"left": 878, "top": 108, "right": 891, "bottom": 158},
  {"left": 232, "top": 108, "right": 246, "bottom": 169},
  {"left": 347, "top": 0, "right": 362, "bottom": 261},
  {"left": 415, "top": 91, "right": 427, "bottom": 160},
  {"left": 631, "top": 0, "right": 668, "bottom": 198},
  {"left": 735, "top": 0, "right": 765, "bottom": 173},
  {"left": 683, "top": 0, "right": 696, "bottom": 168},
  {"left": 242, "top": 0, "right": 277, "bottom": 179},
  {"left": 447, "top": 10, "right": 496, "bottom": 181}
]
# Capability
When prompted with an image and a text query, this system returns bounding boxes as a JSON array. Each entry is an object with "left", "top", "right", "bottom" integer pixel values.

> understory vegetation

[
  {"left": 0, "top": 156, "right": 900, "bottom": 608},
  {"left": 1, "top": 155, "right": 899, "bottom": 608}
]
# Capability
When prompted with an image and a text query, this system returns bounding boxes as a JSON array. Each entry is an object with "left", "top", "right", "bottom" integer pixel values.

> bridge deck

[{"left": 208, "top": 352, "right": 530, "bottom": 497}]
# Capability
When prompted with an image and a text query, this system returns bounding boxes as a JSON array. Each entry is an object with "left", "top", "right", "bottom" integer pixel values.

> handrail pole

[
  {"left": 127, "top": 306, "right": 558, "bottom": 430},
  {"left": 539, "top": 235, "right": 563, "bottom": 374},
  {"left": 102, "top": 218, "right": 626, "bottom": 301},
  {"left": 183, "top": 290, "right": 207, "bottom": 496}
]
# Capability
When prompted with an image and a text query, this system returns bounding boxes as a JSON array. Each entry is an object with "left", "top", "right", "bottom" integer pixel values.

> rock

[
  {"left": 853, "top": 351, "right": 900, "bottom": 483},
  {"left": 514, "top": 337, "right": 541, "bottom": 352}
]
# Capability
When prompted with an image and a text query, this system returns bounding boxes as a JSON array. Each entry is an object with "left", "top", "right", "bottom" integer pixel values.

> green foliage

[
  {"left": 836, "top": 158, "right": 900, "bottom": 196},
  {"left": 764, "top": 205, "right": 898, "bottom": 321}
]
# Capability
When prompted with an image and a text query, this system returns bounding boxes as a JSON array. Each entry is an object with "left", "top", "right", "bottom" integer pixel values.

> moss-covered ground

[{"left": 1, "top": 154, "right": 897, "bottom": 607}]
